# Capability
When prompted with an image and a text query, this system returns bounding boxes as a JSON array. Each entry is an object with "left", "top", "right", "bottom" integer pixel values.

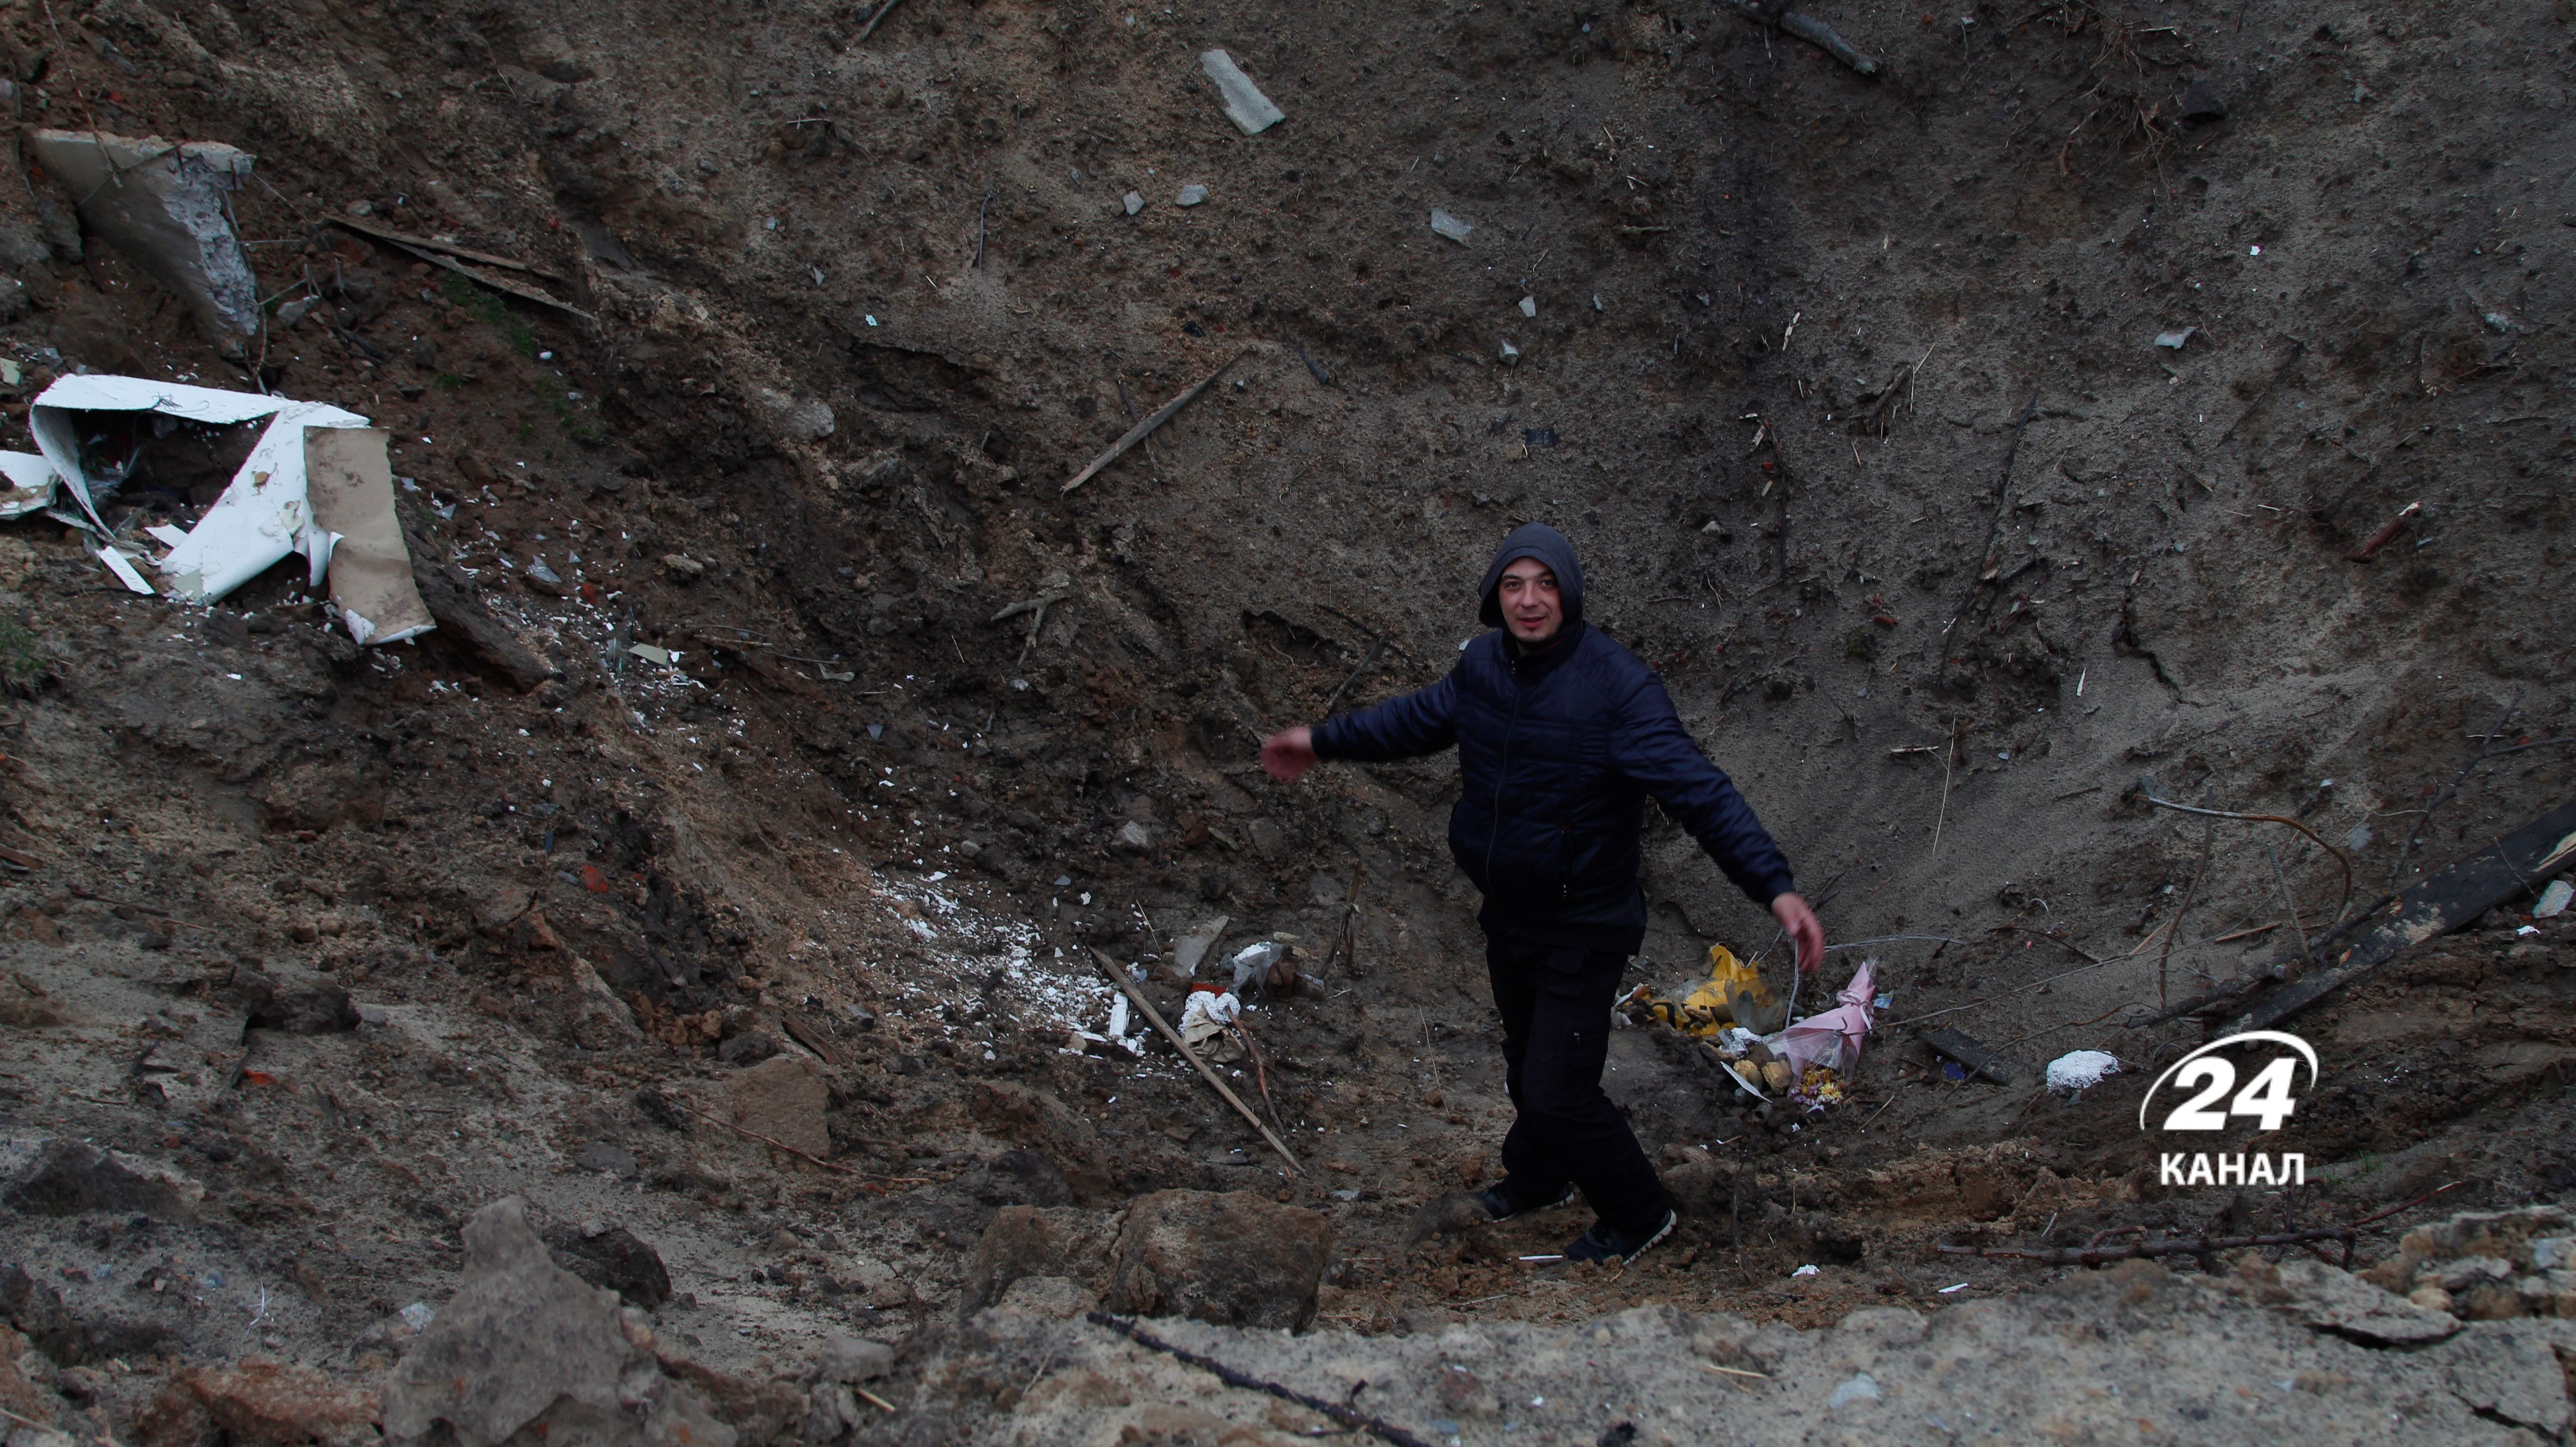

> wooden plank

[
  {"left": 326, "top": 214, "right": 567, "bottom": 281},
  {"left": 2235, "top": 797, "right": 2576, "bottom": 1033},
  {"left": 780, "top": 1013, "right": 845, "bottom": 1069},
  {"left": 1915, "top": 1027, "right": 2021, "bottom": 1084}
]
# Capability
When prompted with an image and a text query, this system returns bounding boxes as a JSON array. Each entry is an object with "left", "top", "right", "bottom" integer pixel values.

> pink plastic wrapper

[{"left": 1778, "top": 959, "right": 1876, "bottom": 1076}]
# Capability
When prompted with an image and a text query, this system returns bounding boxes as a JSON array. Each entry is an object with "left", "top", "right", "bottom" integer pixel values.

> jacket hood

[{"left": 1477, "top": 522, "right": 1586, "bottom": 629}]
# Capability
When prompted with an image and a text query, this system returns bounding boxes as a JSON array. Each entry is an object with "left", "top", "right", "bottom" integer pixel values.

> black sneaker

[
  {"left": 1474, "top": 1181, "right": 1578, "bottom": 1221},
  {"left": 1565, "top": 1208, "right": 1677, "bottom": 1266}
]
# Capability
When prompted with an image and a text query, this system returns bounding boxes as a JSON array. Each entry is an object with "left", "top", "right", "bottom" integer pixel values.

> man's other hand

[
  {"left": 1771, "top": 891, "right": 1826, "bottom": 974},
  {"left": 1262, "top": 726, "right": 1319, "bottom": 782}
]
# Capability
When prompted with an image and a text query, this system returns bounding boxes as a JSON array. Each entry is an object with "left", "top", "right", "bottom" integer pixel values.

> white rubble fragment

[
  {"left": 2045, "top": 1049, "right": 2120, "bottom": 1092},
  {"left": 1199, "top": 51, "right": 1285, "bottom": 135}
]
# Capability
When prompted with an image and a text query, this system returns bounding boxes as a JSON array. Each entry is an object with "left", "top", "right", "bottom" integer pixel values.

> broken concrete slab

[
  {"left": 26, "top": 130, "right": 259, "bottom": 346},
  {"left": 725, "top": 1054, "right": 830, "bottom": 1158},
  {"left": 2253, "top": 1256, "right": 2463, "bottom": 1345},
  {"left": 382, "top": 1198, "right": 732, "bottom": 1447},
  {"left": 1198, "top": 51, "right": 1284, "bottom": 135}
]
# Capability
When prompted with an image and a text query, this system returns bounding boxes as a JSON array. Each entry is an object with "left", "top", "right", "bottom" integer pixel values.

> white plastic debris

[
  {"left": 1429, "top": 209, "right": 1475, "bottom": 243},
  {"left": 25, "top": 376, "right": 434, "bottom": 640},
  {"left": 1199, "top": 51, "right": 1285, "bottom": 136},
  {"left": 1106, "top": 994, "right": 1130, "bottom": 1041},
  {"left": 1177, "top": 184, "right": 1209, "bottom": 207},
  {"left": 2155, "top": 326, "right": 2196, "bottom": 349},
  {"left": 0, "top": 452, "right": 57, "bottom": 521},
  {"left": 1791, "top": 1264, "right": 1820, "bottom": 1277},
  {"left": 1498, "top": 340, "right": 1520, "bottom": 364},
  {"left": 2536, "top": 880, "right": 2573, "bottom": 918},
  {"left": 1518, "top": 295, "right": 1537, "bottom": 318},
  {"left": 626, "top": 643, "right": 674, "bottom": 666},
  {"left": 2045, "top": 1049, "right": 2121, "bottom": 1092},
  {"left": 94, "top": 545, "right": 153, "bottom": 595},
  {"left": 1228, "top": 940, "right": 1286, "bottom": 993}
]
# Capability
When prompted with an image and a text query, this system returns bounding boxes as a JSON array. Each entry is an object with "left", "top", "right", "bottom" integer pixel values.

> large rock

[
  {"left": 726, "top": 1055, "right": 830, "bottom": 1158},
  {"left": 1107, "top": 1191, "right": 1331, "bottom": 1332},
  {"left": 961, "top": 1206, "right": 1120, "bottom": 1315},
  {"left": 382, "top": 1198, "right": 732, "bottom": 1447}
]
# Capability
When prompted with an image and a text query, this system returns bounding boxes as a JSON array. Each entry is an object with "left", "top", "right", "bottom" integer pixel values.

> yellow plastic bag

[{"left": 1686, "top": 944, "right": 1785, "bottom": 1035}]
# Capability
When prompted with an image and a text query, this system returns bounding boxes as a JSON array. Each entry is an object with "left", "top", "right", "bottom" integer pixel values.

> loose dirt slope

[{"left": 0, "top": 0, "right": 2569, "bottom": 1440}]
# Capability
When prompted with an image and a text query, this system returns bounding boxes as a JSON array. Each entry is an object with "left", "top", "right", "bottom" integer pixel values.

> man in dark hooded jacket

[{"left": 1262, "top": 523, "right": 1823, "bottom": 1263}]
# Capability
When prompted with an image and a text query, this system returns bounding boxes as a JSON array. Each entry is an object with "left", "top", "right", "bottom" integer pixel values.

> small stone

[
  {"left": 816, "top": 1335, "right": 894, "bottom": 1383},
  {"left": 1517, "top": 295, "right": 1537, "bottom": 318},
  {"left": 7, "top": 1142, "right": 203, "bottom": 1221},
  {"left": 1828, "top": 1373, "right": 1880, "bottom": 1409},
  {"left": 1429, "top": 209, "right": 1474, "bottom": 243},
  {"left": 661, "top": 554, "right": 707, "bottom": 583},
  {"left": 572, "top": 1143, "right": 639, "bottom": 1179},
  {"left": 1123, "top": 191, "right": 1144, "bottom": 216},
  {"left": 542, "top": 1223, "right": 672, "bottom": 1310},
  {"left": 1176, "top": 185, "right": 1208, "bottom": 207}
]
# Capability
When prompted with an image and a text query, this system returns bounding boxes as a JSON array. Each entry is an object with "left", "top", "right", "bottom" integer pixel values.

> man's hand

[
  {"left": 1262, "top": 726, "right": 1319, "bottom": 783},
  {"left": 1771, "top": 891, "right": 1827, "bottom": 974}
]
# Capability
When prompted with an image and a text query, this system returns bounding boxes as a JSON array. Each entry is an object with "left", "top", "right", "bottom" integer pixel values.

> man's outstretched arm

[
  {"left": 1607, "top": 673, "right": 1826, "bottom": 972},
  {"left": 1263, "top": 672, "right": 1461, "bottom": 783}
]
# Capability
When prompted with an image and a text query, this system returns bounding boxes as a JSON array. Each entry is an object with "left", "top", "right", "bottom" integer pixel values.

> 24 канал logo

[{"left": 2137, "top": 1030, "right": 2318, "bottom": 1188}]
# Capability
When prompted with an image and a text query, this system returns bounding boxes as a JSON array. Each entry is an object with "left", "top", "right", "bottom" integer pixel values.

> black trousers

[{"left": 1485, "top": 935, "right": 1670, "bottom": 1232}]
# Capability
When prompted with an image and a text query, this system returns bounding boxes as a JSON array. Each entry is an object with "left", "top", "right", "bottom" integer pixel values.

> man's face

[{"left": 1497, "top": 557, "right": 1563, "bottom": 644}]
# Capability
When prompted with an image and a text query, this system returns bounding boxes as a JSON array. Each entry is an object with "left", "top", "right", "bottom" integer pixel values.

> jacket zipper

[{"left": 1485, "top": 650, "right": 1528, "bottom": 888}]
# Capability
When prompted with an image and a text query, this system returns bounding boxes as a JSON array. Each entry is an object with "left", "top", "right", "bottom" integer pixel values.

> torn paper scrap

[
  {"left": 1200, "top": 51, "right": 1285, "bottom": 135},
  {"left": 303, "top": 428, "right": 433, "bottom": 645},
  {"left": 0, "top": 452, "right": 58, "bottom": 521}
]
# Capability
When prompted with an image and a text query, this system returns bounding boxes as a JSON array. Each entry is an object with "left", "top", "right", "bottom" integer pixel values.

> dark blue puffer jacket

[{"left": 1312, "top": 524, "right": 1795, "bottom": 953}]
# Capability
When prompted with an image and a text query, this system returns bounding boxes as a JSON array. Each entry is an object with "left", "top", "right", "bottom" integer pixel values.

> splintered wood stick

[
  {"left": 1061, "top": 351, "right": 1247, "bottom": 494},
  {"left": 1091, "top": 948, "right": 1301, "bottom": 1173}
]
